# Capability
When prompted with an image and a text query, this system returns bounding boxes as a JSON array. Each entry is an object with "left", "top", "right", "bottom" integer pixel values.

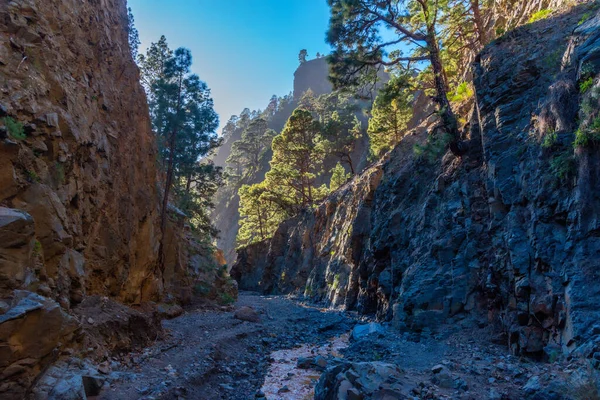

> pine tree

[
  {"left": 137, "top": 36, "right": 173, "bottom": 100},
  {"left": 227, "top": 118, "right": 275, "bottom": 175},
  {"left": 144, "top": 45, "right": 220, "bottom": 268},
  {"left": 368, "top": 73, "right": 413, "bottom": 157},
  {"left": 127, "top": 7, "right": 140, "bottom": 60},
  {"left": 326, "top": 0, "right": 462, "bottom": 155},
  {"left": 329, "top": 162, "right": 351, "bottom": 191},
  {"left": 237, "top": 182, "right": 288, "bottom": 246},
  {"left": 267, "top": 109, "right": 327, "bottom": 209},
  {"left": 299, "top": 49, "right": 308, "bottom": 64},
  {"left": 236, "top": 109, "right": 330, "bottom": 247},
  {"left": 316, "top": 92, "right": 362, "bottom": 174}
]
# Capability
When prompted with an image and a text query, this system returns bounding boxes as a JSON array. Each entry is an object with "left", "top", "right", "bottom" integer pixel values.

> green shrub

[
  {"left": 414, "top": 132, "right": 453, "bottom": 163},
  {"left": 332, "top": 274, "right": 341, "bottom": 290},
  {"left": 574, "top": 128, "right": 589, "bottom": 147},
  {"left": 304, "top": 284, "right": 313, "bottom": 297},
  {"left": 581, "top": 62, "right": 596, "bottom": 80},
  {"left": 580, "top": 77, "right": 594, "bottom": 94},
  {"left": 218, "top": 292, "right": 235, "bottom": 305},
  {"left": 579, "top": 12, "right": 592, "bottom": 26},
  {"left": 3, "top": 117, "right": 26, "bottom": 140},
  {"left": 581, "top": 98, "right": 595, "bottom": 118},
  {"left": 529, "top": 9, "right": 552, "bottom": 23},
  {"left": 495, "top": 26, "right": 505, "bottom": 37},
  {"left": 26, "top": 170, "right": 40, "bottom": 183},
  {"left": 193, "top": 282, "right": 211, "bottom": 295},
  {"left": 52, "top": 162, "right": 65, "bottom": 186},
  {"left": 33, "top": 240, "right": 42, "bottom": 257},
  {"left": 543, "top": 48, "right": 563, "bottom": 72},
  {"left": 450, "top": 82, "right": 474, "bottom": 103},
  {"left": 574, "top": 117, "right": 600, "bottom": 148},
  {"left": 550, "top": 152, "right": 576, "bottom": 180},
  {"left": 542, "top": 130, "right": 557, "bottom": 148}
]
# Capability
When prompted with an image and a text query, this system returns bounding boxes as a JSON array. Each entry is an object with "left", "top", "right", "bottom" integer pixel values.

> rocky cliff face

[
  {"left": 0, "top": 0, "right": 164, "bottom": 304},
  {"left": 0, "top": 1, "right": 235, "bottom": 397},
  {"left": 294, "top": 58, "right": 333, "bottom": 98},
  {"left": 232, "top": 2, "right": 600, "bottom": 361}
]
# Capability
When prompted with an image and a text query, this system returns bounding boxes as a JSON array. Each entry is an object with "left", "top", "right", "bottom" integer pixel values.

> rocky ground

[
  {"left": 83, "top": 293, "right": 600, "bottom": 400},
  {"left": 94, "top": 293, "right": 353, "bottom": 399}
]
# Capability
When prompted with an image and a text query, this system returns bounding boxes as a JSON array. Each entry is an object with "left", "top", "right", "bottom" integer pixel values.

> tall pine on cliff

[
  {"left": 138, "top": 39, "right": 221, "bottom": 270},
  {"left": 304, "top": 91, "right": 363, "bottom": 175},
  {"left": 268, "top": 109, "right": 327, "bottom": 209},
  {"left": 127, "top": 7, "right": 140, "bottom": 59},
  {"left": 368, "top": 73, "right": 413, "bottom": 158},
  {"left": 227, "top": 118, "right": 276, "bottom": 176}
]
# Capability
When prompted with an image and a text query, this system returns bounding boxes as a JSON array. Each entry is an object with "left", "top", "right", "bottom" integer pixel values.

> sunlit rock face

[
  {"left": 232, "top": 2, "right": 600, "bottom": 358},
  {"left": 0, "top": 0, "right": 164, "bottom": 304},
  {"left": 0, "top": 0, "right": 229, "bottom": 397}
]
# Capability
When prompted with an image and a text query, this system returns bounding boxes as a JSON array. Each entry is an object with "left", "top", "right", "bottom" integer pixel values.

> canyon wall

[
  {"left": 0, "top": 1, "right": 234, "bottom": 397},
  {"left": 232, "top": 2, "right": 600, "bottom": 359},
  {"left": 0, "top": 0, "right": 165, "bottom": 304}
]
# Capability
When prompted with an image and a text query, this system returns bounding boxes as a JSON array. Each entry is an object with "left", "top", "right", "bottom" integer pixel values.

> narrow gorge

[{"left": 2, "top": 0, "right": 600, "bottom": 399}]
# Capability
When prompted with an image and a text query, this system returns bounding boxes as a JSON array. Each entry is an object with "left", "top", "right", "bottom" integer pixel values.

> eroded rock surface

[
  {"left": 0, "top": 0, "right": 233, "bottom": 397},
  {"left": 232, "top": 2, "right": 600, "bottom": 362},
  {"left": 0, "top": 291, "right": 78, "bottom": 397}
]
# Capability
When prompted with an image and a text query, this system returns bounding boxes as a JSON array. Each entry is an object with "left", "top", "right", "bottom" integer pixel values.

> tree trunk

[
  {"left": 471, "top": 0, "right": 488, "bottom": 48},
  {"left": 185, "top": 172, "right": 192, "bottom": 199},
  {"left": 426, "top": 30, "right": 462, "bottom": 156},
  {"left": 347, "top": 154, "right": 355, "bottom": 175},
  {"left": 157, "top": 129, "right": 176, "bottom": 275},
  {"left": 258, "top": 211, "right": 265, "bottom": 241}
]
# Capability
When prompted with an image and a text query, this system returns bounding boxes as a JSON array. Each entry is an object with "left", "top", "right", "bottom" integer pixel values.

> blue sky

[{"left": 128, "top": 0, "right": 333, "bottom": 133}]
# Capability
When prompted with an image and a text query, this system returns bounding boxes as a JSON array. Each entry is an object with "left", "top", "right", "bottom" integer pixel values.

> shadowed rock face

[
  {"left": 232, "top": 3, "right": 600, "bottom": 358},
  {"left": 294, "top": 58, "right": 333, "bottom": 98},
  {"left": 0, "top": 291, "right": 78, "bottom": 398}
]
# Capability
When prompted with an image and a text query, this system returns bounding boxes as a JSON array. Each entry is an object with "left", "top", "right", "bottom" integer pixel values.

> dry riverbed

[
  {"left": 97, "top": 293, "right": 354, "bottom": 399},
  {"left": 96, "top": 293, "right": 599, "bottom": 400}
]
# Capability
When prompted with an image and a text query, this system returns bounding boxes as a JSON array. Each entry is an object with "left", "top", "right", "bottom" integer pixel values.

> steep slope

[{"left": 232, "top": 2, "right": 600, "bottom": 360}]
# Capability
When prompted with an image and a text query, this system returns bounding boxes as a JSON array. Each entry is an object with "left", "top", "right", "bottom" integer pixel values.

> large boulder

[
  {"left": 234, "top": 306, "right": 261, "bottom": 323},
  {"left": 315, "top": 361, "right": 407, "bottom": 400},
  {"left": 0, "top": 291, "right": 78, "bottom": 398},
  {"left": 0, "top": 208, "right": 35, "bottom": 297},
  {"left": 351, "top": 323, "right": 386, "bottom": 341}
]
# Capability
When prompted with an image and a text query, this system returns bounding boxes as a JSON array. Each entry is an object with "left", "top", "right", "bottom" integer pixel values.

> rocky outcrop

[
  {"left": 314, "top": 361, "right": 407, "bottom": 400},
  {"left": 294, "top": 58, "right": 333, "bottom": 98},
  {"left": 0, "top": 208, "right": 35, "bottom": 292},
  {"left": 232, "top": 2, "right": 600, "bottom": 360},
  {"left": 0, "top": 291, "right": 78, "bottom": 397}
]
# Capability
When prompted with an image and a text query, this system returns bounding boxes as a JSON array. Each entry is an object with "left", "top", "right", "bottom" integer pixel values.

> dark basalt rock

[{"left": 232, "top": 3, "right": 600, "bottom": 361}]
